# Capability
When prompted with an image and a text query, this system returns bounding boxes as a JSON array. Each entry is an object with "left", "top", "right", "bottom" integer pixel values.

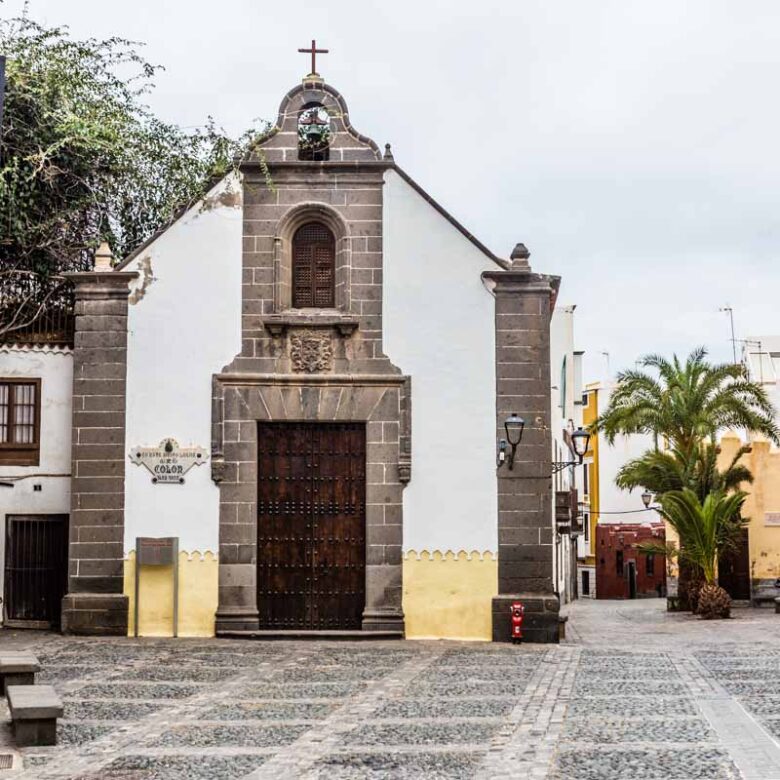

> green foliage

[
  {"left": 0, "top": 14, "right": 265, "bottom": 321},
  {"left": 616, "top": 443, "right": 754, "bottom": 502},
  {"left": 594, "top": 348, "right": 779, "bottom": 454},
  {"left": 657, "top": 489, "right": 747, "bottom": 584}
]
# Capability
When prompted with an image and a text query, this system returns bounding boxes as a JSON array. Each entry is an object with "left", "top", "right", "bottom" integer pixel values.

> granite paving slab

[
  {"left": 375, "top": 698, "right": 515, "bottom": 719},
  {"left": 421, "top": 667, "right": 537, "bottom": 682},
  {"left": 233, "top": 682, "right": 365, "bottom": 700},
  {"left": 561, "top": 715, "right": 717, "bottom": 744},
  {"left": 345, "top": 722, "right": 502, "bottom": 746},
  {"left": 412, "top": 680, "right": 530, "bottom": 697},
  {"left": 69, "top": 683, "right": 201, "bottom": 700},
  {"left": 274, "top": 667, "right": 395, "bottom": 683},
  {"left": 720, "top": 680, "right": 780, "bottom": 695},
  {"left": 39, "top": 666, "right": 99, "bottom": 683},
  {"left": 57, "top": 723, "right": 117, "bottom": 746},
  {"left": 573, "top": 679, "right": 688, "bottom": 696},
  {"left": 575, "top": 667, "right": 676, "bottom": 680},
  {"left": 552, "top": 747, "right": 740, "bottom": 779},
  {"left": 567, "top": 696, "right": 699, "bottom": 717},
  {"left": 149, "top": 723, "right": 308, "bottom": 748},
  {"left": 737, "top": 696, "right": 780, "bottom": 716},
  {"left": 705, "top": 667, "right": 780, "bottom": 680},
  {"left": 198, "top": 701, "right": 335, "bottom": 721},
  {"left": 316, "top": 751, "right": 486, "bottom": 779},
  {"left": 64, "top": 701, "right": 164, "bottom": 721},
  {"left": 118, "top": 667, "right": 236, "bottom": 682},
  {"left": 98, "top": 754, "right": 268, "bottom": 779}
]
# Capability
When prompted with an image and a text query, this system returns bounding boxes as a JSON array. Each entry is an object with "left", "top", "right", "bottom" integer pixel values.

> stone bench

[
  {"left": 0, "top": 653, "right": 40, "bottom": 695},
  {"left": 7, "top": 684, "right": 63, "bottom": 746}
]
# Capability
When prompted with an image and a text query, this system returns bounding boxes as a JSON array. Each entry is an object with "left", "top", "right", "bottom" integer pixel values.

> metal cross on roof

[{"left": 298, "top": 39, "right": 329, "bottom": 76}]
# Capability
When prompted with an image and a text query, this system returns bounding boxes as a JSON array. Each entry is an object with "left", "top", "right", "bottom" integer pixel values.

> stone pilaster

[
  {"left": 61, "top": 269, "right": 137, "bottom": 635},
  {"left": 483, "top": 257, "right": 561, "bottom": 643}
]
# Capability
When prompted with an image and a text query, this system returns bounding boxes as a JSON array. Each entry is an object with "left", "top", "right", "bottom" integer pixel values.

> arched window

[{"left": 292, "top": 222, "right": 335, "bottom": 308}]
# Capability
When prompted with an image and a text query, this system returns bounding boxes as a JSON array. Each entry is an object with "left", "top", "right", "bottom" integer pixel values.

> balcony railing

[{"left": 0, "top": 276, "right": 76, "bottom": 348}]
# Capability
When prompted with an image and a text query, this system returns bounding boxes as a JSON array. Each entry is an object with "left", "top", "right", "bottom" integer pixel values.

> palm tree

[
  {"left": 657, "top": 489, "right": 747, "bottom": 618},
  {"left": 594, "top": 347, "right": 775, "bottom": 611},
  {"left": 615, "top": 443, "right": 754, "bottom": 502},
  {"left": 595, "top": 348, "right": 779, "bottom": 458}
]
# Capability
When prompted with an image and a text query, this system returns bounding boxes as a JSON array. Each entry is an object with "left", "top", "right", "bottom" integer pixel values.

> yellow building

[
  {"left": 717, "top": 433, "right": 780, "bottom": 602},
  {"left": 579, "top": 385, "right": 601, "bottom": 596}
]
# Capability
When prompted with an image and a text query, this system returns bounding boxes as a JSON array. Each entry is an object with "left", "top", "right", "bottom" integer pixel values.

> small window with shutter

[
  {"left": 0, "top": 379, "right": 41, "bottom": 466},
  {"left": 292, "top": 222, "right": 336, "bottom": 308}
]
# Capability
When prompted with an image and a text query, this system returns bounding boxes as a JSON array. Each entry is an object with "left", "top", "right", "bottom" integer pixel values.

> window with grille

[
  {"left": 0, "top": 379, "right": 41, "bottom": 466},
  {"left": 292, "top": 222, "right": 336, "bottom": 308}
]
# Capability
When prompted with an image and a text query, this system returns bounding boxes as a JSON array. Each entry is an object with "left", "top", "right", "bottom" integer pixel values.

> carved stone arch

[{"left": 274, "top": 202, "right": 352, "bottom": 312}]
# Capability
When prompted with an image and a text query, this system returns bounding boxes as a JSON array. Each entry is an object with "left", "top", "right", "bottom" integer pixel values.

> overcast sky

[{"left": 6, "top": 0, "right": 780, "bottom": 382}]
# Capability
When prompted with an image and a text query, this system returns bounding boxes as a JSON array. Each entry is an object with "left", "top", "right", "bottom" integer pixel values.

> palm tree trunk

[{"left": 678, "top": 557, "right": 705, "bottom": 612}]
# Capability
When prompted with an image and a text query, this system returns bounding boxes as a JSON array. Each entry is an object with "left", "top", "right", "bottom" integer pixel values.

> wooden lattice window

[
  {"left": 0, "top": 379, "right": 41, "bottom": 466},
  {"left": 292, "top": 222, "right": 336, "bottom": 308}
]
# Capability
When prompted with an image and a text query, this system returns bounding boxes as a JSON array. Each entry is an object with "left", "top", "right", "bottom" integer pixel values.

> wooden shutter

[{"left": 293, "top": 223, "right": 335, "bottom": 308}]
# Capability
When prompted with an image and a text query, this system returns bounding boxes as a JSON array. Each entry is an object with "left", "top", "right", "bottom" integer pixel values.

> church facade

[{"left": 0, "top": 74, "right": 564, "bottom": 642}]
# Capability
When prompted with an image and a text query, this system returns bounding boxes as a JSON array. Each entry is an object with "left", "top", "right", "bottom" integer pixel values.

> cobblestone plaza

[{"left": 2, "top": 601, "right": 780, "bottom": 778}]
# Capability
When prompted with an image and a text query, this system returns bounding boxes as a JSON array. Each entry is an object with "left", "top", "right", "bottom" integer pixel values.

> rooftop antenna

[
  {"left": 719, "top": 306, "right": 737, "bottom": 364},
  {"left": 737, "top": 338, "right": 764, "bottom": 383}
]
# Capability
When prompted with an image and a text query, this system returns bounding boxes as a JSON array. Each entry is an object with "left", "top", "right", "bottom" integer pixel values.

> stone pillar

[
  {"left": 484, "top": 248, "right": 561, "bottom": 643},
  {"left": 61, "top": 259, "right": 137, "bottom": 635}
]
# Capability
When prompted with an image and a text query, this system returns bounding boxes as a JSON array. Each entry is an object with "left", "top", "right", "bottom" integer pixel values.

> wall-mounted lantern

[
  {"left": 552, "top": 427, "right": 591, "bottom": 474},
  {"left": 497, "top": 416, "right": 591, "bottom": 474},
  {"left": 641, "top": 490, "right": 662, "bottom": 511},
  {"left": 496, "top": 413, "right": 525, "bottom": 470}
]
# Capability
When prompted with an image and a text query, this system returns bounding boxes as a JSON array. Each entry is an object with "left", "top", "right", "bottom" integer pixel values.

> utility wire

[{"left": 582, "top": 507, "right": 660, "bottom": 515}]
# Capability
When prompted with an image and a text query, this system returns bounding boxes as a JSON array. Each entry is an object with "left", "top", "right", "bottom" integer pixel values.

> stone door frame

[{"left": 211, "top": 373, "right": 408, "bottom": 634}]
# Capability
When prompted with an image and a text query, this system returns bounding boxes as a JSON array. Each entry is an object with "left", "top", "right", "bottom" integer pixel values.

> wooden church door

[{"left": 256, "top": 422, "right": 366, "bottom": 630}]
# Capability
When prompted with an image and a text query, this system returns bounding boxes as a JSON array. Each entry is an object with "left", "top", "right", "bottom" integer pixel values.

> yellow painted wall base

[
  {"left": 402, "top": 551, "right": 497, "bottom": 641},
  {"left": 123, "top": 550, "right": 218, "bottom": 637},
  {"left": 123, "top": 549, "right": 496, "bottom": 640}
]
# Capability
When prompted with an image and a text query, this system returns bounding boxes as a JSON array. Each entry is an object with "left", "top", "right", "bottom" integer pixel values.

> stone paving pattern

[{"left": 0, "top": 601, "right": 777, "bottom": 777}]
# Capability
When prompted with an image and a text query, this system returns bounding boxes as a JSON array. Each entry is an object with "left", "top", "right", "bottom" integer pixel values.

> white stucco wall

[
  {"left": 744, "top": 336, "right": 780, "bottom": 435},
  {"left": 591, "top": 383, "right": 660, "bottom": 524},
  {"left": 124, "top": 174, "right": 243, "bottom": 554},
  {"left": 0, "top": 346, "right": 73, "bottom": 612},
  {"left": 382, "top": 170, "right": 498, "bottom": 553},
  {"left": 549, "top": 305, "right": 584, "bottom": 602}
]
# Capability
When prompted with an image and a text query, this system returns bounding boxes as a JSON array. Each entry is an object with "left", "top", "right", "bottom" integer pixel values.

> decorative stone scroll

[
  {"left": 289, "top": 329, "right": 333, "bottom": 373},
  {"left": 129, "top": 438, "right": 208, "bottom": 484}
]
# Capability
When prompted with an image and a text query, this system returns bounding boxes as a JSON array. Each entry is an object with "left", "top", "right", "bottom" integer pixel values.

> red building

[{"left": 596, "top": 523, "right": 666, "bottom": 599}]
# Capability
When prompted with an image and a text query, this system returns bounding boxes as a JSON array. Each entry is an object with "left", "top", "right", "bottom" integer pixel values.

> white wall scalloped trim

[
  {"left": 0, "top": 344, "right": 72, "bottom": 355},
  {"left": 403, "top": 550, "right": 497, "bottom": 562},
  {"left": 125, "top": 550, "right": 218, "bottom": 562}
]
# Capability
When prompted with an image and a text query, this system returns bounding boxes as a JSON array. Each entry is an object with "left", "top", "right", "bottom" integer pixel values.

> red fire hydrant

[{"left": 510, "top": 601, "right": 524, "bottom": 643}]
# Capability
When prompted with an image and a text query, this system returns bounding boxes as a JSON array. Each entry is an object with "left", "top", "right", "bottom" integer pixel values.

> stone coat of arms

[{"left": 290, "top": 330, "right": 333, "bottom": 373}]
